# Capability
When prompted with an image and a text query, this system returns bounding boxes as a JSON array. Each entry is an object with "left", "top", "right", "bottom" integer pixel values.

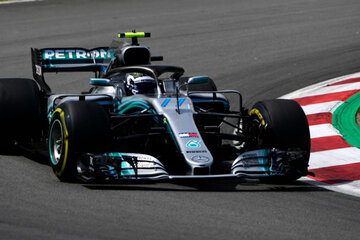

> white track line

[
  {"left": 0, "top": 0, "right": 39, "bottom": 4},
  {"left": 301, "top": 101, "right": 343, "bottom": 115},
  {"left": 300, "top": 178, "right": 360, "bottom": 198},
  {"left": 289, "top": 82, "right": 360, "bottom": 99},
  {"left": 281, "top": 72, "right": 360, "bottom": 99},
  {"left": 309, "top": 147, "right": 360, "bottom": 169},
  {"left": 309, "top": 124, "right": 340, "bottom": 139}
]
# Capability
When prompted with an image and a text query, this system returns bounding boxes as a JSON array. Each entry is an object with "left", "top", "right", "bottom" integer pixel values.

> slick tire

[
  {"left": 250, "top": 99, "right": 310, "bottom": 181},
  {"left": 49, "top": 101, "right": 110, "bottom": 182},
  {"left": 0, "top": 78, "right": 41, "bottom": 149}
]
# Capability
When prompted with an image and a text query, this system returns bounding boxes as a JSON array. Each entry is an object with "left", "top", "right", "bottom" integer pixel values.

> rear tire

[
  {"left": 0, "top": 78, "right": 41, "bottom": 149},
  {"left": 250, "top": 99, "right": 310, "bottom": 181},
  {"left": 49, "top": 101, "right": 110, "bottom": 182}
]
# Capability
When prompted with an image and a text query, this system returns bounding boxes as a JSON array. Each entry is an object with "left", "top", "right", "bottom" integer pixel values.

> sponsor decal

[
  {"left": 42, "top": 49, "right": 113, "bottom": 60},
  {"left": 179, "top": 132, "right": 199, "bottom": 138},
  {"left": 186, "top": 150, "right": 207, "bottom": 153},
  {"left": 137, "top": 161, "right": 155, "bottom": 168},
  {"left": 191, "top": 155, "right": 210, "bottom": 163},
  {"left": 35, "top": 65, "right": 42, "bottom": 75},
  {"left": 136, "top": 156, "right": 153, "bottom": 161},
  {"left": 186, "top": 140, "right": 201, "bottom": 148}
]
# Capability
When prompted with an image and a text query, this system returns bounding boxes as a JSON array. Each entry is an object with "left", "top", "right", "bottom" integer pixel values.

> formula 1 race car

[{"left": 0, "top": 32, "right": 311, "bottom": 183}]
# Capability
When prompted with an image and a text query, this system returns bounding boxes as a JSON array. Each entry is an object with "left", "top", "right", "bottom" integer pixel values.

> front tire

[
  {"left": 249, "top": 99, "right": 310, "bottom": 181},
  {"left": 49, "top": 101, "right": 110, "bottom": 182}
]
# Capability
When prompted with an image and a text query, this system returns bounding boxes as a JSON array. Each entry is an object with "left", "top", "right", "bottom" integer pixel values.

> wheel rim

[{"left": 49, "top": 119, "right": 64, "bottom": 165}]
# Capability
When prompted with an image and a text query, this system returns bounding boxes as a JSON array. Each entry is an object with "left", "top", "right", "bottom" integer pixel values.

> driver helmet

[{"left": 126, "top": 73, "right": 156, "bottom": 95}]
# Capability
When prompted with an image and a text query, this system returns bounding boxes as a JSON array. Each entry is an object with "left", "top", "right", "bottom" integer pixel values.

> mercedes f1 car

[{"left": 0, "top": 32, "right": 311, "bottom": 183}]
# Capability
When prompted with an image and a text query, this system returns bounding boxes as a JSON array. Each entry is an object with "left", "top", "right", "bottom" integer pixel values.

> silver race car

[{"left": 0, "top": 32, "right": 311, "bottom": 183}]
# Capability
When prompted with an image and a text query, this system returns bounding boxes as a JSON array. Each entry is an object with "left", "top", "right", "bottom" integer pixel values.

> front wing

[{"left": 76, "top": 149, "right": 308, "bottom": 183}]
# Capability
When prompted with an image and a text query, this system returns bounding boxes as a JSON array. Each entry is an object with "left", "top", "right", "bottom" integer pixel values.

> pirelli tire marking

[{"left": 249, "top": 108, "right": 266, "bottom": 126}]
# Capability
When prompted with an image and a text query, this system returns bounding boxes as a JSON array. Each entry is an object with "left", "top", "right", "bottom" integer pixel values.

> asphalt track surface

[{"left": 1, "top": 0, "right": 360, "bottom": 239}]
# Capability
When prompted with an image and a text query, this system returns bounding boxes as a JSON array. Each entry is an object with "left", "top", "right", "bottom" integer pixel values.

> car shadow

[
  {"left": 17, "top": 146, "right": 49, "bottom": 165},
  {"left": 82, "top": 178, "right": 329, "bottom": 193}
]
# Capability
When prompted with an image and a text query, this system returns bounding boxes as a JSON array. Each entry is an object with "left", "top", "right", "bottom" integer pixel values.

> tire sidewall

[{"left": 49, "top": 108, "right": 74, "bottom": 180}]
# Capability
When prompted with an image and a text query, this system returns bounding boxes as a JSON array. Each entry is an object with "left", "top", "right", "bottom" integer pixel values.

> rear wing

[{"left": 31, "top": 47, "right": 112, "bottom": 93}]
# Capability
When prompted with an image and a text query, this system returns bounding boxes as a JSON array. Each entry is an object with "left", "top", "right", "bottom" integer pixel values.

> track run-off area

[
  {"left": 1, "top": 0, "right": 360, "bottom": 239},
  {"left": 282, "top": 73, "right": 360, "bottom": 197}
]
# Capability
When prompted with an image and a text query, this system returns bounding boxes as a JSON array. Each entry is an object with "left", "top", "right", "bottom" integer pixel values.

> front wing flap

[
  {"left": 231, "top": 148, "right": 308, "bottom": 178},
  {"left": 76, "top": 153, "right": 169, "bottom": 182}
]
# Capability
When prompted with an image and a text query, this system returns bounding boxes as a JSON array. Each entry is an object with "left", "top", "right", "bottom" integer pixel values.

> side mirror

[
  {"left": 89, "top": 78, "right": 112, "bottom": 86},
  {"left": 188, "top": 76, "right": 209, "bottom": 85},
  {"left": 177, "top": 76, "right": 210, "bottom": 97}
]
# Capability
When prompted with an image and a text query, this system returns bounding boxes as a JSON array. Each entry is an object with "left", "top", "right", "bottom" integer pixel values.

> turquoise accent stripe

[
  {"left": 116, "top": 98, "right": 153, "bottom": 114},
  {"left": 89, "top": 78, "right": 111, "bottom": 86},
  {"left": 261, "top": 149, "right": 270, "bottom": 172},
  {"left": 162, "top": 98, "right": 171, "bottom": 107},
  {"left": 47, "top": 103, "right": 54, "bottom": 122},
  {"left": 47, "top": 102, "right": 53, "bottom": 112},
  {"left": 95, "top": 100, "right": 113, "bottom": 106},
  {"left": 114, "top": 97, "right": 160, "bottom": 124},
  {"left": 108, "top": 152, "right": 135, "bottom": 176},
  {"left": 118, "top": 103, "right": 151, "bottom": 114}
]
